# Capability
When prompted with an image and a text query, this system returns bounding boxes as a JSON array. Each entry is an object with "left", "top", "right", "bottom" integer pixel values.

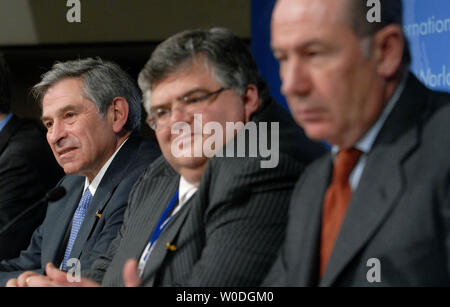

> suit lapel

[
  {"left": 295, "top": 155, "right": 332, "bottom": 286},
  {"left": 68, "top": 135, "right": 142, "bottom": 260},
  {"left": 320, "top": 74, "right": 425, "bottom": 286},
  {"left": 141, "top": 184, "right": 196, "bottom": 286},
  {"left": 44, "top": 177, "right": 84, "bottom": 264}
]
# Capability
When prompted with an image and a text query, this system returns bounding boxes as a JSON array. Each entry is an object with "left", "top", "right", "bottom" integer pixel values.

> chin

[
  {"left": 301, "top": 123, "right": 332, "bottom": 142},
  {"left": 60, "top": 162, "right": 82, "bottom": 176},
  {"left": 178, "top": 156, "right": 209, "bottom": 169}
]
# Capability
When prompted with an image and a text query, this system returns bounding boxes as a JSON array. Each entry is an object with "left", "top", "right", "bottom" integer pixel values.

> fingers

[
  {"left": 25, "top": 275, "right": 58, "bottom": 287},
  {"left": 45, "top": 263, "right": 71, "bottom": 284},
  {"left": 5, "top": 278, "right": 18, "bottom": 287},
  {"left": 45, "top": 262, "right": 101, "bottom": 287},
  {"left": 123, "top": 259, "right": 141, "bottom": 287},
  {"left": 5, "top": 263, "right": 100, "bottom": 287},
  {"left": 16, "top": 271, "right": 42, "bottom": 287}
]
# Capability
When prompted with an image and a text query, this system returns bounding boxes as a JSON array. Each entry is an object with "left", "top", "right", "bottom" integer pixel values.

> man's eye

[
  {"left": 273, "top": 52, "right": 287, "bottom": 63},
  {"left": 184, "top": 96, "right": 203, "bottom": 104},
  {"left": 44, "top": 122, "right": 53, "bottom": 129},
  {"left": 64, "top": 112, "right": 76, "bottom": 119},
  {"left": 304, "top": 49, "right": 324, "bottom": 58},
  {"left": 154, "top": 108, "right": 170, "bottom": 119}
]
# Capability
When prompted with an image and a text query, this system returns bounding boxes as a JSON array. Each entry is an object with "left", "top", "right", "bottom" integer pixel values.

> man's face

[
  {"left": 149, "top": 58, "right": 255, "bottom": 184},
  {"left": 42, "top": 78, "right": 118, "bottom": 181},
  {"left": 271, "top": 0, "right": 385, "bottom": 148}
]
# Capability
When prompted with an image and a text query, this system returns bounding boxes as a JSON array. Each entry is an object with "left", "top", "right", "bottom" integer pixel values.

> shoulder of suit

[{"left": 139, "top": 155, "right": 177, "bottom": 180}]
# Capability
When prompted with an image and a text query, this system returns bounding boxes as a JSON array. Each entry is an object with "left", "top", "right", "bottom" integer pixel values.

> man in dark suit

[
  {"left": 265, "top": 0, "right": 450, "bottom": 286},
  {"left": 0, "top": 54, "right": 63, "bottom": 260},
  {"left": 21, "top": 28, "right": 325, "bottom": 287},
  {"left": 1, "top": 58, "right": 160, "bottom": 286}
]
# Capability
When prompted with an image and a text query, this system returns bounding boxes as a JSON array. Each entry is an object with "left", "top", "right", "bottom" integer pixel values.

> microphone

[{"left": 0, "top": 186, "right": 66, "bottom": 236}]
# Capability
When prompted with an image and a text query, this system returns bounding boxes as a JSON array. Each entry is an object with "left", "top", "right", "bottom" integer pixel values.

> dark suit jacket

[
  {"left": 264, "top": 74, "right": 450, "bottom": 286},
  {"left": 0, "top": 115, "right": 63, "bottom": 260},
  {"left": 85, "top": 99, "right": 326, "bottom": 286},
  {"left": 0, "top": 134, "right": 160, "bottom": 285}
]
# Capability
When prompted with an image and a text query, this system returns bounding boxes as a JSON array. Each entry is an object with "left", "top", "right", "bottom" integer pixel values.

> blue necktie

[{"left": 61, "top": 188, "right": 93, "bottom": 271}]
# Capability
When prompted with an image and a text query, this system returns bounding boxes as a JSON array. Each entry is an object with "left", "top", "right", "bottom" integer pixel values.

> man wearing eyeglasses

[{"left": 18, "top": 28, "right": 325, "bottom": 287}]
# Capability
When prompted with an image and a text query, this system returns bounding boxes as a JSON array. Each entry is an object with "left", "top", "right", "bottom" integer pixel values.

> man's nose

[
  {"left": 170, "top": 104, "right": 192, "bottom": 124},
  {"left": 280, "top": 57, "right": 312, "bottom": 98},
  {"left": 47, "top": 120, "right": 67, "bottom": 146}
]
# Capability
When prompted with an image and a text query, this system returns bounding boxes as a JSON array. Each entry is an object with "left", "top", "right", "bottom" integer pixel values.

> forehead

[
  {"left": 271, "top": 0, "right": 351, "bottom": 43},
  {"left": 273, "top": 0, "right": 348, "bottom": 24},
  {"left": 42, "top": 78, "right": 95, "bottom": 116},
  {"left": 150, "top": 57, "right": 220, "bottom": 105}
]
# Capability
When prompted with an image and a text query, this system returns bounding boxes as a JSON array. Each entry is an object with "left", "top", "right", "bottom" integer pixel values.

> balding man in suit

[{"left": 265, "top": 0, "right": 450, "bottom": 286}]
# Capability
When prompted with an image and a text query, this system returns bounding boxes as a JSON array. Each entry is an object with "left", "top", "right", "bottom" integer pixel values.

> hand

[
  {"left": 8, "top": 263, "right": 101, "bottom": 287},
  {"left": 123, "top": 259, "right": 142, "bottom": 287},
  {"left": 44, "top": 263, "right": 101, "bottom": 287},
  {"left": 6, "top": 270, "right": 52, "bottom": 287}
]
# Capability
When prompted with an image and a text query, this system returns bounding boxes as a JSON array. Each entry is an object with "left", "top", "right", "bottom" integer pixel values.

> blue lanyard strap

[{"left": 149, "top": 190, "right": 179, "bottom": 248}]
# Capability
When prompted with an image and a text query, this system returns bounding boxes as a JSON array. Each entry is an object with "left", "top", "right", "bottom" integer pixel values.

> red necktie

[{"left": 320, "top": 148, "right": 362, "bottom": 277}]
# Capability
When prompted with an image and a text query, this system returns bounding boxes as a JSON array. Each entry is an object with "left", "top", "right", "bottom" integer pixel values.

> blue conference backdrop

[{"left": 251, "top": 0, "right": 450, "bottom": 111}]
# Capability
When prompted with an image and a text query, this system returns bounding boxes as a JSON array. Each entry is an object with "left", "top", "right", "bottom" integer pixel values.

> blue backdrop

[{"left": 251, "top": 0, "right": 450, "bottom": 110}]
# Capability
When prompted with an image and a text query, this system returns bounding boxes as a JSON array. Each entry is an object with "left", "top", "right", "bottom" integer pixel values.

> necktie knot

[{"left": 332, "top": 148, "right": 362, "bottom": 185}]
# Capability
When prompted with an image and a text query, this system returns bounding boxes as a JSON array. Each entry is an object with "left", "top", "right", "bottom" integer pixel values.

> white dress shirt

[{"left": 83, "top": 138, "right": 128, "bottom": 196}]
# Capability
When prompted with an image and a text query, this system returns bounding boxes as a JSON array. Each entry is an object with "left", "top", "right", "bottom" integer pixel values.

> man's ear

[
  {"left": 109, "top": 97, "right": 129, "bottom": 133},
  {"left": 242, "top": 84, "right": 260, "bottom": 123},
  {"left": 372, "top": 24, "right": 405, "bottom": 78}
]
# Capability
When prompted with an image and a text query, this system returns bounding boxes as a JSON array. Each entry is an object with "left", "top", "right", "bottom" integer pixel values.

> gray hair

[
  {"left": 346, "top": 0, "right": 411, "bottom": 65},
  {"left": 32, "top": 57, "right": 141, "bottom": 131},
  {"left": 138, "top": 27, "right": 271, "bottom": 112}
]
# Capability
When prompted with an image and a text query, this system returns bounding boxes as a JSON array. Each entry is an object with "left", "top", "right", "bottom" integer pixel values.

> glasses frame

[{"left": 147, "top": 87, "right": 229, "bottom": 130}]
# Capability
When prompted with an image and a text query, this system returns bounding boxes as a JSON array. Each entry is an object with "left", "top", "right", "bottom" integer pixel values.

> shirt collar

[
  {"left": 84, "top": 138, "right": 129, "bottom": 196},
  {"left": 0, "top": 113, "right": 13, "bottom": 132},
  {"left": 178, "top": 176, "right": 198, "bottom": 207},
  {"left": 332, "top": 72, "right": 408, "bottom": 158}
]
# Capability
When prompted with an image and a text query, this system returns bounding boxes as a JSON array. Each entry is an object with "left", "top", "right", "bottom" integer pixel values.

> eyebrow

[
  {"left": 149, "top": 87, "right": 211, "bottom": 112},
  {"left": 272, "top": 39, "right": 328, "bottom": 54},
  {"left": 41, "top": 104, "right": 79, "bottom": 122}
]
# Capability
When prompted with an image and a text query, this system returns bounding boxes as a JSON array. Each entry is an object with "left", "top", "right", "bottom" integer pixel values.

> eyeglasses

[{"left": 147, "top": 87, "right": 229, "bottom": 130}]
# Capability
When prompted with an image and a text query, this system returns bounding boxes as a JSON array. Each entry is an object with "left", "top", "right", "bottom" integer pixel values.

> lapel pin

[
  {"left": 166, "top": 242, "right": 176, "bottom": 251},
  {"left": 95, "top": 210, "right": 102, "bottom": 218}
]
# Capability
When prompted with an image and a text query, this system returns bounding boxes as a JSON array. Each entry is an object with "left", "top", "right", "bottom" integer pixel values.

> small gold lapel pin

[
  {"left": 96, "top": 210, "right": 102, "bottom": 218},
  {"left": 166, "top": 242, "right": 176, "bottom": 251}
]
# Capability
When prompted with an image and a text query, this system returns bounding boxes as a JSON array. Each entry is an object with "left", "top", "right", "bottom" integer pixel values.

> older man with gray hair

[{"left": 1, "top": 58, "right": 160, "bottom": 286}]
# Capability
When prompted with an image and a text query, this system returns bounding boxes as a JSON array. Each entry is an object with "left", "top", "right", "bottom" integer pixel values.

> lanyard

[{"left": 143, "top": 190, "right": 179, "bottom": 262}]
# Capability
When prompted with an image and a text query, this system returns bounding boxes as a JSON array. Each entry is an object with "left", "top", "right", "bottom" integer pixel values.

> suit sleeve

[
  {"left": 184, "top": 153, "right": 302, "bottom": 286},
  {"left": 0, "top": 222, "right": 45, "bottom": 286},
  {"left": 0, "top": 155, "right": 45, "bottom": 225}
]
